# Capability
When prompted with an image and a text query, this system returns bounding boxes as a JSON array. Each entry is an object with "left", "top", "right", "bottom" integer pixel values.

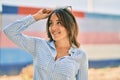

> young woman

[{"left": 3, "top": 7, "right": 88, "bottom": 80}]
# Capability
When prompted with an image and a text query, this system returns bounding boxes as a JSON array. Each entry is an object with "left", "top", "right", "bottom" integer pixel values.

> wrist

[{"left": 32, "top": 14, "right": 41, "bottom": 21}]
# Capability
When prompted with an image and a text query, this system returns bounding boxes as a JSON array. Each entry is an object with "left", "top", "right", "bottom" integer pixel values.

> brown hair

[{"left": 46, "top": 7, "right": 80, "bottom": 48}]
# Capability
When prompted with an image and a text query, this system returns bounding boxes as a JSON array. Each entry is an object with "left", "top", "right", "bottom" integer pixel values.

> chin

[{"left": 52, "top": 37, "right": 61, "bottom": 41}]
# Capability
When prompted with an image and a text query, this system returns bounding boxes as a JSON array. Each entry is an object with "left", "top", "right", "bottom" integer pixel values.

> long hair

[{"left": 46, "top": 7, "right": 80, "bottom": 48}]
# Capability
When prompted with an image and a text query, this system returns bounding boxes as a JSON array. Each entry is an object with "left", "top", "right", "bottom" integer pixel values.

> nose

[{"left": 51, "top": 24, "right": 57, "bottom": 30}]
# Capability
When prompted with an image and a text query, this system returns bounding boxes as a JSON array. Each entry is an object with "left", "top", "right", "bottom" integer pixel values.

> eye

[{"left": 57, "top": 21, "right": 62, "bottom": 25}]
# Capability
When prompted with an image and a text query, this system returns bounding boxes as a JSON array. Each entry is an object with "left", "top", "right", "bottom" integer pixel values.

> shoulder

[
  {"left": 72, "top": 47, "right": 87, "bottom": 57},
  {"left": 70, "top": 47, "right": 88, "bottom": 62},
  {"left": 77, "top": 48, "right": 87, "bottom": 57},
  {"left": 33, "top": 37, "right": 48, "bottom": 45},
  {"left": 35, "top": 37, "right": 55, "bottom": 48},
  {"left": 77, "top": 48, "right": 88, "bottom": 63}
]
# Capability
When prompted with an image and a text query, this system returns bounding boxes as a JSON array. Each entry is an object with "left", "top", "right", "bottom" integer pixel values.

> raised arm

[{"left": 3, "top": 9, "right": 52, "bottom": 56}]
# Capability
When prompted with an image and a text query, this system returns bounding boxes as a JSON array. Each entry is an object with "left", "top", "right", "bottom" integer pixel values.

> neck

[{"left": 55, "top": 39, "right": 71, "bottom": 49}]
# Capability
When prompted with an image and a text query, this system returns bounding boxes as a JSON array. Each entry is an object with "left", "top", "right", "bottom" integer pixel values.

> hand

[{"left": 33, "top": 8, "right": 53, "bottom": 21}]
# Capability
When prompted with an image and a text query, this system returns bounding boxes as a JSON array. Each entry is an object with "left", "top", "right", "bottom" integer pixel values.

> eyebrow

[{"left": 49, "top": 20, "right": 62, "bottom": 22}]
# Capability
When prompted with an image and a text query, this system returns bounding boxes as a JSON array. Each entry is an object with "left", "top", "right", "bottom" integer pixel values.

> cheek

[{"left": 62, "top": 28, "right": 68, "bottom": 34}]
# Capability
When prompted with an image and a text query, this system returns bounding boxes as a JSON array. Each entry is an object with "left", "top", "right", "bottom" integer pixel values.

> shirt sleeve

[
  {"left": 76, "top": 51, "right": 88, "bottom": 80},
  {"left": 3, "top": 15, "right": 37, "bottom": 56}
]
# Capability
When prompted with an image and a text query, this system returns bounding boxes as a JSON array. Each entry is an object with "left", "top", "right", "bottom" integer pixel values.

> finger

[
  {"left": 46, "top": 10, "right": 52, "bottom": 14},
  {"left": 42, "top": 9, "right": 52, "bottom": 14},
  {"left": 42, "top": 9, "right": 47, "bottom": 13}
]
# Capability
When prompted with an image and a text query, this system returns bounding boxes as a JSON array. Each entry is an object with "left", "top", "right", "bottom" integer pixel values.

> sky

[{"left": 0, "top": 0, "right": 120, "bottom": 15}]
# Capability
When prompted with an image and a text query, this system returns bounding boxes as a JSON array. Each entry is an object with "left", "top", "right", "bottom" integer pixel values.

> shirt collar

[
  {"left": 69, "top": 46, "right": 77, "bottom": 55},
  {"left": 48, "top": 40, "right": 78, "bottom": 54},
  {"left": 48, "top": 41, "right": 56, "bottom": 49}
]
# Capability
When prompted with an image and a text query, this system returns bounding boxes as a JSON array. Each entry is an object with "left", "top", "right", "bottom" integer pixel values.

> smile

[{"left": 52, "top": 31, "right": 61, "bottom": 35}]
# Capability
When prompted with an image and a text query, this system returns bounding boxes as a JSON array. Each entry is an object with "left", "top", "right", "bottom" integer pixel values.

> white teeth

[{"left": 52, "top": 32, "right": 60, "bottom": 35}]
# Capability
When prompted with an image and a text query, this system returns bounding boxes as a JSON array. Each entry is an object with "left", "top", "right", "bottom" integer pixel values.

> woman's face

[{"left": 49, "top": 13, "right": 69, "bottom": 41}]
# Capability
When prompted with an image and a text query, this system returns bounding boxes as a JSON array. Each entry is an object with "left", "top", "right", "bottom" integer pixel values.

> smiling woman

[{"left": 3, "top": 7, "right": 88, "bottom": 80}]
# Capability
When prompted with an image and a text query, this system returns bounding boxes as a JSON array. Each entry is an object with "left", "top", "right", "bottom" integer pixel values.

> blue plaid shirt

[{"left": 3, "top": 15, "right": 88, "bottom": 80}]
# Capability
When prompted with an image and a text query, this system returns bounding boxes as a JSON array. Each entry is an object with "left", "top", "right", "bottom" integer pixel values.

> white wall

[{"left": 1, "top": 0, "right": 120, "bottom": 15}]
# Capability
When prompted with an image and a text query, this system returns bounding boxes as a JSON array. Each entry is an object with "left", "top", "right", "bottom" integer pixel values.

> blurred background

[{"left": 0, "top": 0, "right": 120, "bottom": 80}]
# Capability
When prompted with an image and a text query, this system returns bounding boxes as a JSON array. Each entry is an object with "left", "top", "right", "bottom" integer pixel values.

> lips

[{"left": 51, "top": 31, "right": 61, "bottom": 36}]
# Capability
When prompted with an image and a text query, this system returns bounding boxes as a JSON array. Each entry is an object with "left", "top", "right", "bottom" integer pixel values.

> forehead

[{"left": 50, "top": 13, "right": 59, "bottom": 20}]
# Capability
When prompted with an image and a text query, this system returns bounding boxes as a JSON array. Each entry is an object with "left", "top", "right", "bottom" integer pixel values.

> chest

[
  {"left": 35, "top": 50, "right": 80, "bottom": 77},
  {"left": 55, "top": 47, "right": 71, "bottom": 60}
]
